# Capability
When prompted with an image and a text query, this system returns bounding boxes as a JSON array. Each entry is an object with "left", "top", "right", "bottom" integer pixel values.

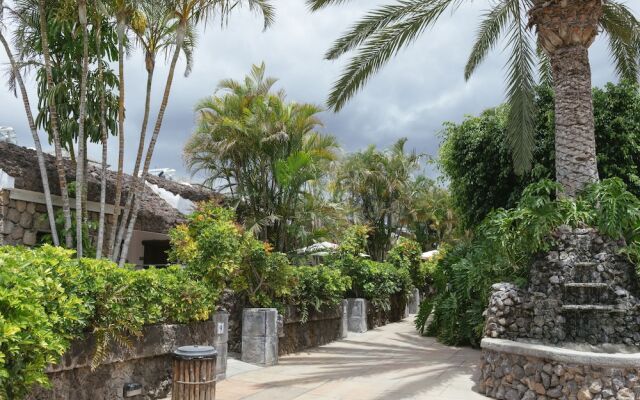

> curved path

[{"left": 214, "top": 317, "right": 486, "bottom": 400}]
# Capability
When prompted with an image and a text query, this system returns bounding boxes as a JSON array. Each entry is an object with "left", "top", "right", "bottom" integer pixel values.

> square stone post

[
  {"left": 340, "top": 299, "right": 349, "bottom": 338},
  {"left": 407, "top": 288, "right": 421, "bottom": 315},
  {"left": 241, "top": 308, "right": 278, "bottom": 366},
  {"left": 212, "top": 311, "right": 229, "bottom": 380},
  {"left": 347, "top": 298, "right": 368, "bottom": 333}
]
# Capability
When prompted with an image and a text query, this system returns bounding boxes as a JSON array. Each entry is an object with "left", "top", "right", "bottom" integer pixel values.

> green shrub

[
  {"left": 419, "top": 178, "right": 640, "bottom": 347},
  {"left": 290, "top": 265, "right": 351, "bottom": 322},
  {"left": 170, "top": 203, "right": 296, "bottom": 309},
  {"left": 328, "top": 225, "right": 412, "bottom": 311},
  {"left": 0, "top": 246, "right": 214, "bottom": 399},
  {"left": 387, "top": 238, "right": 426, "bottom": 290},
  {"left": 232, "top": 240, "right": 295, "bottom": 309}
]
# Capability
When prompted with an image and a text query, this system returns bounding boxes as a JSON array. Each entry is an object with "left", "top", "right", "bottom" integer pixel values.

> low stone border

[
  {"left": 28, "top": 320, "right": 224, "bottom": 400},
  {"left": 481, "top": 338, "right": 640, "bottom": 369},
  {"left": 479, "top": 338, "right": 640, "bottom": 400}
]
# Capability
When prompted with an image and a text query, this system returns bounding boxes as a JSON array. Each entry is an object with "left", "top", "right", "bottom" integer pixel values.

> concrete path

[{"left": 211, "top": 317, "right": 486, "bottom": 400}]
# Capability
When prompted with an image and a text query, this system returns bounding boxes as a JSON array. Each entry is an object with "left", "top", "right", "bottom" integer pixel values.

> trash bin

[{"left": 172, "top": 345, "right": 217, "bottom": 400}]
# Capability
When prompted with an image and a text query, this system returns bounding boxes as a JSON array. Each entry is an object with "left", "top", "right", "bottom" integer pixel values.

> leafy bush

[
  {"left": 290, "top": 265, "right": 351, "bottom": 322},
  {"left": 170, "top": 203, "right": 295, "bottom": 308},
  {"left": 440, "top": 83, "right": 640, "bottom": 229},
  {"left": 387, "top": 238, "right": 427, "bottom": 291},
  {"left": 328, "top": 225, "right": 412, "bottom": 311},
  {"left": 232, "top": 240, "right": 295, "bottom": 308},
  {"left": 419, "top": 178, "right": 640, "bottom": 346},
  {"left": 0, "top": 246, "right": 214, "bottom": 399}
]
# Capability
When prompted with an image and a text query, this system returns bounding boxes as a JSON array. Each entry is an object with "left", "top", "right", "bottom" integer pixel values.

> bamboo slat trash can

[{"left": 172, "top": 345, "right": 217, "bottom": 400}]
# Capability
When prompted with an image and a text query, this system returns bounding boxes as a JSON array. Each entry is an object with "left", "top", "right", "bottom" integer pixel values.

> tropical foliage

[
  {"left": 417, "top": 178, "right": 640, "bottom": 346},
  {"left": 169, "top": 203, "right": 295, "bottom": 308},
  {"left": 0, "top": 245, "right": 213, "bottom": 399},
  {"left": 440, "top": 83, "right": 640, "bottom": 229},
  {"left": 332, "top": 138, "right": 421, "bottom": 260},
  {"left": 184, "top": 63, "right": 340, "bottom": 253},
  {"left": 307, "top": 0, "right": 640, "bottom": 181},
  {"left": 326, "top": 225, "right": 413, "bottom": 311}
]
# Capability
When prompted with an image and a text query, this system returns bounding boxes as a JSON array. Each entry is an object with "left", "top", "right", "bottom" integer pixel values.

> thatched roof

[{"left": 0, "top": 141, "right": 220, "bottom": 233}]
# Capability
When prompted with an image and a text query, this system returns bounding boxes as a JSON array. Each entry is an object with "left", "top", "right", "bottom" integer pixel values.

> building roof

[{"left": 0, "top": 141, "right": 220, "bottom": 233}]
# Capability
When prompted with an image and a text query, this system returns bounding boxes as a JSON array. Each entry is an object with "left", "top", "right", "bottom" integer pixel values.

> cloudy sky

[{"left": 1, "top": 1, "right": 639, "bottom": 183}]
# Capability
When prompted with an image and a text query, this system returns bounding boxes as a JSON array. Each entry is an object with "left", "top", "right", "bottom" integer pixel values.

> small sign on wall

[{"left": 217, "top": 322, "right": 225, "bottom": 335}]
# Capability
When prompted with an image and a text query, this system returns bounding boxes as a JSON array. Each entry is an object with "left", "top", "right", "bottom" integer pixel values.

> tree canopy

[{"left": 440, "top": 82, "right": 640, "bottom": 229}]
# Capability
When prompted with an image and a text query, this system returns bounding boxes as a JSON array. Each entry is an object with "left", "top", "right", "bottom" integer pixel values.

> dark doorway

[{"left": 142, "top": 240, "right": 171, "bottom": 268}]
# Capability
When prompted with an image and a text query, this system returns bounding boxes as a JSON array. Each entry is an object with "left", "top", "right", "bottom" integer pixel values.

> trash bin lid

[{"left": 173, "top": 345, "right": 217, "bottom": 360}]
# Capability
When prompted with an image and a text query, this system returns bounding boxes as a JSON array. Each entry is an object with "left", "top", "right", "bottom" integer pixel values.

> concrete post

[
  {"left": 212, "top": 311, "right": 229, "bottom": 380},
  {"left": 340, "top": 299, "right": 349, "bottom": 338},
  {"left": 347, "top": 298, "right": 368, "bottom": 333},
  {"left": 408, "top": 288, "right": 421, "bottom": 315},
  {"left": 241, "top": 308, "right": 278, "bottom": 366}
]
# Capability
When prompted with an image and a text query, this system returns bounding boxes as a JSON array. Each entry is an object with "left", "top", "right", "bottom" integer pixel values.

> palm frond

[
  {"left": 537, "top": 42, "right": 552, "bottom": 86},
  {"left": 600, "top": 1, "right": 640, "bottom": 83},
  {"left": 326, "top": 0, "right": 462, "bottom": 111},
  {"left": 325, "top": 0, "right": 433, "bottom": 60},
  {"left": 465, "top": 0, "right": 514, "bottom": 80},
  {"left": 306, "top": 0, "right": 354, "bottom": 12},
  {"left": 504, "top": 3, "right": 536, "bottom": 175}
]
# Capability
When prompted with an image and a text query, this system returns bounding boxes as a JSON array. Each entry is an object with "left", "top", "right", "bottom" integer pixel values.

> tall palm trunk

[
  {"left": 118, "top": 23, "right": 186, "bottom": 266},
  {"left": 0, "top": 31, "right": 60, "bottom": 246},
  {"left": 107, "top": 17, "right": 127, "bottom": 260},
  {"left": 75, "top": 0, "right": 89, "bottom": 258},
  {"left": 96, "top": 26, "right": 108, "bottom": 259},
  {"left": 530, "top": 0, "right": 602, "bottom": 197},
  {"left": 39, "top": 0, "right": 73, "bottom": 248},
  {"left": 112, "top": 57, "right": 155, "bottom": 262}
]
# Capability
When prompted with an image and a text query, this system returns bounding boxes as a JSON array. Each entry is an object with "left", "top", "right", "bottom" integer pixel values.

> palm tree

[
  {"left": 111, "top": 0, "right": 190, "bottom": 261},
  {"left": 0, "top": 0, "right": 59, "bottom": 246},
  {"left": 37, "top": 0, "right": 73, "bottom": 247},
  {"left": 333, "top": 138, "right": 421, "bottom": 260},
  {"left": 106, "top": 0, "right": 141, "bottom": 258},
  {"left": 74, "top": 0, "right": 90, "bottom": 257},
  {"left": 308, "top": 0, "right": 640, "bottom": 197},
  {"left": 184, "top": 63, "right": 340, "bottom": 252},
  {"left": 116, "top": 0, "right": 276, "bottom": 266}
]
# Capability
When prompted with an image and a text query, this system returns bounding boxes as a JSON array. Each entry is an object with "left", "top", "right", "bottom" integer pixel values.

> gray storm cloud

[{"left": 1, "top": 0, "right": 637, "bottom": 182}]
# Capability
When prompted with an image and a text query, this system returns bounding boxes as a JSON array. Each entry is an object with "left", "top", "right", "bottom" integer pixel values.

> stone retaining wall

[
  {"left": 279, "top": 304, "right": 344, "bottom": 355},
  {"left": 479, "top": 346, "right": 640, "bottom": 400},
  {"left": 27, "top": 321, "right": 217, "bottom": 400},
  {"left": 367, "top": 292, "right": 408, "bottom": 329},
  {"left": 484, "top": 227, "right": 640, "bottom": 346},
  {"left": 0, "top": 189, "right": 111, "bottom": 247}
]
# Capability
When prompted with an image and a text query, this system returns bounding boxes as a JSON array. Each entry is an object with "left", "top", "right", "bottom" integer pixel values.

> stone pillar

[
  {"left": 0, "top": 190, "right": 8, "bottom": 246},
  {"left": 340, "top": 299, "right": 349, "bottom": 339},
  {"left": 407, "top": 288, "right": 420, "bottom": 315},
  {"left": 212, "top": 311, "right": 229, "bottom": 380},
  {"left": 347, "top": 298, "right": 368, "bottom": 333},
  {"left": 241, "top": 308, "right": 278, "bottom": 366}
]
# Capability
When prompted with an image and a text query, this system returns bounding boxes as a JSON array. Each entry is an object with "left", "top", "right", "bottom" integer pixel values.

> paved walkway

[{"left": 212, "top": 317, "right": 486, "bottom": 400}]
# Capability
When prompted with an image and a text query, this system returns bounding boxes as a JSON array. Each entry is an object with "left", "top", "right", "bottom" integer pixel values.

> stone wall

[
  {"left": 0, "top": 189, "right": 112, "bottom": 248},
  {"left": 27, "top": 321, "right": 217, "bottom": 400},
  {"left": 479, "top": 347, "right": 640, "bottom": 400},
  {"left": 1, "top": 190, "right": 47, "bottom": 246},
  {"left": 484, "top": 226, "right": 640, "bottom": 346},
  {"left": 367, "top": 292, "right": 408, "bottom": 329},
  {"left": 279, "top": 304, "right": 344, "bottom": 355}
]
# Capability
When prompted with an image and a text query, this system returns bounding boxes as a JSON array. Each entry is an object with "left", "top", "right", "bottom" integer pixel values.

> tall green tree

[
  {"left": 332, "top": 138, "right": 420, "bottom": 260},
  {"left": 440, "top": 83, "right": 640, "bottom": 229},
  {"left": 117, "top": 0, "right": 275, "bottom": 266},
  {"left": 308, "top": 0, "right": 640, "bottom": 197},
  {"left": 184, "top": 63, "right": 340, "bottom": 253},
  {"left": 0, "top": 0, "right": 59, "bottom": 245}
]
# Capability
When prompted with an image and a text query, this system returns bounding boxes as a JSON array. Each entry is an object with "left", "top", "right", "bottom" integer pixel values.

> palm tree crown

[{"left": 308, "top": 0, "right": 640, "bottom": 177}]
